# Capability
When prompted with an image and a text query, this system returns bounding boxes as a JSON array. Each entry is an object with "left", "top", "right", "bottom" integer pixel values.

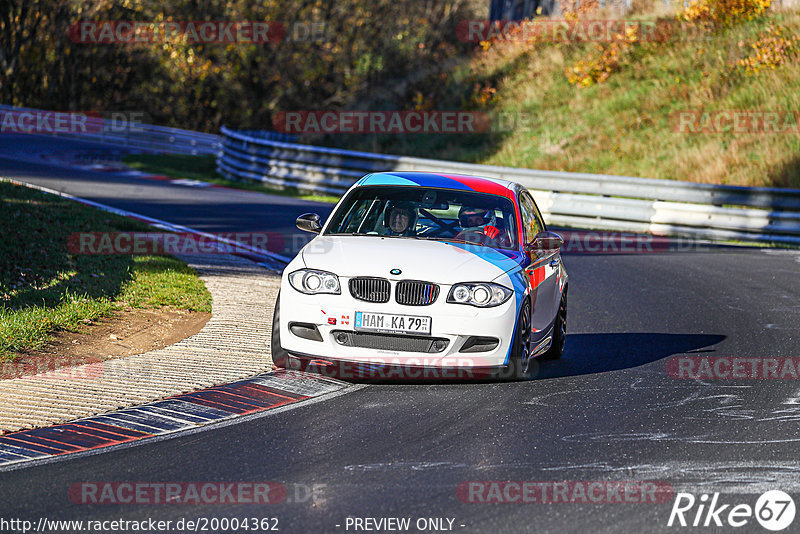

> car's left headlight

[
  {"left": 288, "top": 269, "right": 341, "bottom": 295},
  {"left": 447, "top": 282, "right": 512, "bottom": 307}
]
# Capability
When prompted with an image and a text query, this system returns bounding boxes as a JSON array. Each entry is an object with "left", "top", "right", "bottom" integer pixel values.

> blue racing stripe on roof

[
  {"left": 360, "top": 174, "right": 418, "bottom": 187},
  {"left": 362, "top": 172, "right": 473, "bottom": 191}
]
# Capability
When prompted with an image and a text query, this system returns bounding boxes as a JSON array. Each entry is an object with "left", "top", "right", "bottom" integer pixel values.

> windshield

[{"left": 324, "top": 186, "right": 518, "bottom": 250}]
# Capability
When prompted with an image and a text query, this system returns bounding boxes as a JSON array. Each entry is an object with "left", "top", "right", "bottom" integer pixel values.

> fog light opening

[
  {"left": 334, "top": 332, "right": 349, "bottom": 345},
  {"left": 289, "top": 322, "right": 323, "bottom": 342},
  {"left": 432, "top": 339, "right": 448, "bottom": 352},
  {"left": 459, "top": 336, "right": 500, "bottom": 353}
]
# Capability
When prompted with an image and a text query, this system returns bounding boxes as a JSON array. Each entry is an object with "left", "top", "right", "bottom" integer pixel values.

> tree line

[{"left": 0, "top": 0, "right": 476, "bottom": 132}]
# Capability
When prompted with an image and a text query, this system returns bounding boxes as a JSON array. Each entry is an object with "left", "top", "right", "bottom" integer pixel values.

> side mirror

[
  {"left": 528, "top": 231, "right": 563, "bottom": 251},
  {"left": 296, "top": 213, "right": 322, "bottom": 234}
]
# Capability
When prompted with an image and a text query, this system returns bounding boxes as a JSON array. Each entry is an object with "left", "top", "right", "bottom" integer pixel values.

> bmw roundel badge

[{"left": 390, "top": 268, "right": 402, "bottom": 275}]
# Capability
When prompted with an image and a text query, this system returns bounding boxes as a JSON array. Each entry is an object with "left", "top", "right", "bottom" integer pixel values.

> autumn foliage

[
  {"left": 682, "top": 0, "right": 771, "bottom": 29},
  {"left": 0, "top": 0, "right": 472, "bottom": 132},
  {"left": 736, "top": 24, "right": 799, "bottom": 74},
  {"left": 565, "top": 26, "right": 641, "bottom": 87},
  {"left": 565, "top": 0, "right": 776, "bottom": 87}
]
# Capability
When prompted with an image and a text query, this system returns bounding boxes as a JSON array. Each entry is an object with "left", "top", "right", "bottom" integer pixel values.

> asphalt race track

[
  {"left": 0, "top": 134, "right": 333, "bottom": 260},
  {"left": 1, "top": 135, "right": 799, "bottom": 533}
]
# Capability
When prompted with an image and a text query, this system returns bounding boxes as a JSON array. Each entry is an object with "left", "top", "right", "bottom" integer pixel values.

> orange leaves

[
  {"left": 735, "top": 25, "right": 799, "bottom": 75},
  {"left": 565, "top": 26, "right": 640, "bottom": 87},
  {"left": 561, "top": 0, "right": 601, "bottom": 19},
  {"left": 469, "top": 83, "right": 500, "bottom": 107},
  {"left": 681, "top": 0, "right": 771, "bottom": 29}
]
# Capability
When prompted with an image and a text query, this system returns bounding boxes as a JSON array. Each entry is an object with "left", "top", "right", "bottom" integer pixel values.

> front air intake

[{"left": 332, "top": 331, "right": 448, "bottom": 353}]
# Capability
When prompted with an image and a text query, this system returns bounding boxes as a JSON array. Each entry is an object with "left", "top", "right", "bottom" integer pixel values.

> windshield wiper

[{"left": 442, "top": 237, "right": 491, "bottom": 247}]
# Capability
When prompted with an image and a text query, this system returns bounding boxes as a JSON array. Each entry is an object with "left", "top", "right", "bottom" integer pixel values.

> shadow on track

[
  {"left": 534, "top": 332, "right": 726, "bottom": 380},
  {"left": 287, "top": 332, "right": 726, "bottom": 385}
]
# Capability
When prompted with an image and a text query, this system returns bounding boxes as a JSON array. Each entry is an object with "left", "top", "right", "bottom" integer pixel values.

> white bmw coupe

[{"left": 271, "top": 171, "right": 567, "bottom": 380}]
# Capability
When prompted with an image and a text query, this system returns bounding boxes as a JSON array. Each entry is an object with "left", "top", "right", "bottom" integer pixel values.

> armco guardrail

[
  {"left": 0, "top": 105, "right": 221, "bottom": 156},
  {"left": 218, "top": 127, "right": 800, "bottom": 245}
]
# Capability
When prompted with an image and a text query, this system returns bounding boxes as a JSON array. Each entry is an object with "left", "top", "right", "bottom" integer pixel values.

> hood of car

[{"left": 301, "top": 235, "right": 525, "bottom": 284}]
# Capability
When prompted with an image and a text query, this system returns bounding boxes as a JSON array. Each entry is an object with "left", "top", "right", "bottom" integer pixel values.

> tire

[
  {"left": 496, "top": 299, "right": 533, "bottom": 381},
  {"left": 542, "top": 289, "right": 567, "bottom": 361},
  {"left": 270, "top": 292, "right": 290, "bottom": 369}
]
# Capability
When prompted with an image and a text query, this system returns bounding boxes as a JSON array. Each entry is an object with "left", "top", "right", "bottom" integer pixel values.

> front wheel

[
  {"left": 496, "top": 299, "right": 534, "bottom": 381},
  {"left": 542, "top": 289, "right": 567, "bottom": 360},
  {"left": 270, "top": 293, "right": 289, "bottom": 369}
]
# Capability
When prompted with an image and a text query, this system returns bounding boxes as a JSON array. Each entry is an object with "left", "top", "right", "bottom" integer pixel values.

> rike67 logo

[{"left": 668, "top": 491, "right": 796, "bottom": 531}]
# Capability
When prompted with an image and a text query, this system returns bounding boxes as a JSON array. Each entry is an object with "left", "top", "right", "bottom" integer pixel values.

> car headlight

[
  {"left": 447, "top": 282, "right": 512, "bottom": 307},
  {"left": 288, "top": 269, "right": 341, "bottom": 295}
]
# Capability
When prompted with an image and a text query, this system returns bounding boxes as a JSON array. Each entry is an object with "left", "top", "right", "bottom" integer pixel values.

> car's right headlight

[
  {"left": 447, "top": 282, "right": 512, "bottom": 307},
  {"left": 288, "top": 269, "right": 341, "bottom": 295}
]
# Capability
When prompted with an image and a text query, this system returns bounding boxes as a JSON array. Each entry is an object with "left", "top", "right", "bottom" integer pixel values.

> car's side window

[
  {"left": 518, "top": 192, "right": 543, "bottom": 243},
  {"left": 530, "top": 195, "right": 546, "bottom": 233}
]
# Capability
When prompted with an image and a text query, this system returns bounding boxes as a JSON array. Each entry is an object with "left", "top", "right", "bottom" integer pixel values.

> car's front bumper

[{"left": 278, "top": 277, "right": 519, "bottom": 371}]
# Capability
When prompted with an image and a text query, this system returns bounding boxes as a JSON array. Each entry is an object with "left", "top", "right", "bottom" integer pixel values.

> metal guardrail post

[{"left": 0, "top": 104, "right": 222, "bottom": 157}]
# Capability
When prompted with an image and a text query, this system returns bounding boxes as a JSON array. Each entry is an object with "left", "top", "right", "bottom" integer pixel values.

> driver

[
  {"left": 382, "top": 201, "right": 418, "bottom": 237},
  {"left": 455, "top": 206, "right": 503, "bottom": 246}
]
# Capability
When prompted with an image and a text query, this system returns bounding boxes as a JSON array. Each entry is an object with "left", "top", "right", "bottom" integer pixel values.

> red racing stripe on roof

[{"left": 434, "top": 174, "right": 513, "bottom": 198}]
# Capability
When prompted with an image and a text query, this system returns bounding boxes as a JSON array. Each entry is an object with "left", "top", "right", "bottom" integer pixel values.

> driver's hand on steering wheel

[{"left": 483, "top": 225, "right": 499, "bottom": 239}]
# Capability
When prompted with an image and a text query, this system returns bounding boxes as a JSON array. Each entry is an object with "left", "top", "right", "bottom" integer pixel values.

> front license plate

[{"left": 354, "top": 311, "right": 431, "bottom": 335}]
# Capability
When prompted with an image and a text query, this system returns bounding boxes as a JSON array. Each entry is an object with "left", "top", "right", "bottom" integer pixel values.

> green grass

[
  {"left": 123, "top": 154, "right": 341, "bottom": 203},
  {"left": 0, "top": 181, "right": 212, "bottom": 361},
  {"left": 118, "top": 256, "right": 211, "bottom": 310},
  {"left": 315, "top": 8, "right": 800, "bottom": 189},
  {"left": 134, "top": 11, "right": 800, "bottom": 190}
]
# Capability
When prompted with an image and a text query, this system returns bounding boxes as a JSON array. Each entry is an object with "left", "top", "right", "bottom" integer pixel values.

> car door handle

[{"left": 549, "top": 258, "right": 560, "bottom": 267}]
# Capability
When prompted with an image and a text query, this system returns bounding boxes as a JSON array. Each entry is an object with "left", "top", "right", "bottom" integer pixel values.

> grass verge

[
  {"left": 0, "top": 180, "right": 212, "bottom": 361},
  {"left": 315, "top": 7, "right": 800, "bottom": 189}
]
